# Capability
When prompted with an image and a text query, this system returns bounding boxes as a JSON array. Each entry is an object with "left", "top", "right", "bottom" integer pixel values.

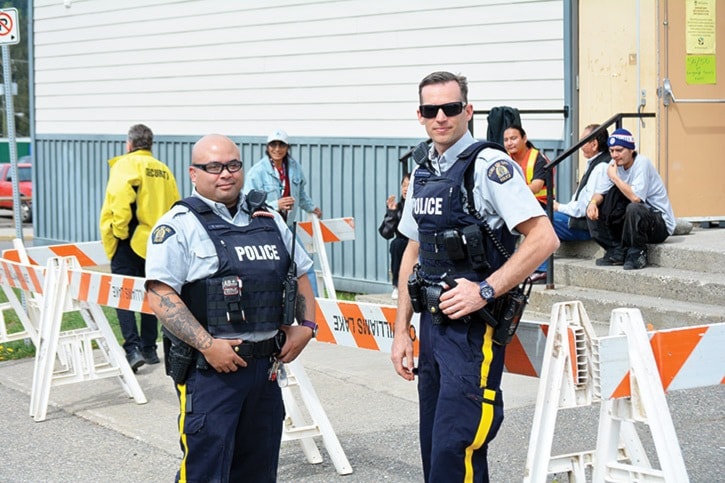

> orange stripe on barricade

[
  {"left": 315, "top": 303, "right": 334, "bottom": 343},
  {"left": 318, "top": 222, "right": 340, "bottom": 243},
  {"left": 650, "top": 326, "right": 703, "bottom": 391},
  {"left": 380, "top": 305, "right": 420, "bottom": 357},
  {"left": 504, "top": 335, "right": 538, "bottom": 377},
  {"left": 337, "top": 302, "right": 380, "bottom": 351},
  {"left": 118, "top": 276, "right": 136, "bottom": 310},
  {"left": 298, "top": 222, "right": 313, "bottom": 237},
  {"left": 50, "top": 245, "right": 99, "bottom": 268},
  {"left": 611, "top": 372, "right": 631, "bottom": 399},
  {"left": 27, "top": 265, "right": 43, "bottom": 293},
  {"left": 11, "top": 262, "right": 30, "bottom": 292},
  {"left": 98, "top": 274, "right": 112, "bottom": 307},
  {"left": 1, "top": 249, "right": 21, "bottom": 263},
  {"left": 77, "top": 272, "right": 92, "bottom": 304}
]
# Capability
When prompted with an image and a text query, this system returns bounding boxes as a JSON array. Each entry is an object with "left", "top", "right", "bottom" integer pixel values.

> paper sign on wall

[
  {"left": 686, "top": 0, "right": 716, "bottom": 55},
  {"left": 686, "top": 55, "right": 717, "bottom": 84}
]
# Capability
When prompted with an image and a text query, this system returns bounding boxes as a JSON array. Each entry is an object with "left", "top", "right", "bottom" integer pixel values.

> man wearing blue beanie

[{"left": 585, "top": 128, "right": 676, "bottom": 270}]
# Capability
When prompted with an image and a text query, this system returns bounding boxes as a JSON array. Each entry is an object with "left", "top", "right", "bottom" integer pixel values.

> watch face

[{"left": 479, "top": 283, "right": 494, "bottom": 302}]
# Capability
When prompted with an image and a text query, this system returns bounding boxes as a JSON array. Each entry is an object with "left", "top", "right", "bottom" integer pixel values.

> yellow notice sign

[
  {"left": 686, "top": 0, "right": 716, "bottom": 54},
  {"left": 686, "top": 55, "right": 717, "bottom": 84}
]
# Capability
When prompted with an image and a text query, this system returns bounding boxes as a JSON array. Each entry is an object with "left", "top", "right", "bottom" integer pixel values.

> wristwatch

[
  {"left": 479, "top": 281, "right": 496, "bottom": 305},
  {"left": 300, "top": 320, "right": 318, "bottom": 338}
]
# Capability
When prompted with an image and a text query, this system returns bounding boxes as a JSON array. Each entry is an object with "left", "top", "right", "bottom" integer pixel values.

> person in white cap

[
  {"left": 586, "top": 128, "right": 675, "bottom": 270},
  {"left": 244, "top": 129, "right": 322, "bottom": 294}
]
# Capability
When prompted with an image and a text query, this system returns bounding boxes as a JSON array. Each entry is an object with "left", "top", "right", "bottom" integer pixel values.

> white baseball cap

[{"left": 267, "top": 129, "right": 289, "bottom": 145}]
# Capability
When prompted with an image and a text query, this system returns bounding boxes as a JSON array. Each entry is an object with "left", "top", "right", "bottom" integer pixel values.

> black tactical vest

[
  {"left": 412, "top": 141, "right": 518, "bottom": 283},
  {"left": 178, "top": 197, "right": 290, "bottom": 336}
]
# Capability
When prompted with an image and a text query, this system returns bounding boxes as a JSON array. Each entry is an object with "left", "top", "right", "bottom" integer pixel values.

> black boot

[{"left": 623, "top": 248, "right": 647, "bottom": 270}]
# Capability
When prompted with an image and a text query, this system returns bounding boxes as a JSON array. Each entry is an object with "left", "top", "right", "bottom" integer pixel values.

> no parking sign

[{"left": 0, "top": 8, "right": 20, "bottom": 46}]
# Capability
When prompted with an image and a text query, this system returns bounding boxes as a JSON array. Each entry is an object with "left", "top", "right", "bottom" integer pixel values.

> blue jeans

[
  {"left": 552, "top": 211, "right": 593, "bottom": 242},
  {"left": 537, "top": 212, "right": 591, "bottom": 273}
]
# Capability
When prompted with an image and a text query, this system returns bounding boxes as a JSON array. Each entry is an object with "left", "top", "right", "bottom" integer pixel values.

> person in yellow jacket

[{"left": 100, "top": 124, "right": 181, "bottom": 371}]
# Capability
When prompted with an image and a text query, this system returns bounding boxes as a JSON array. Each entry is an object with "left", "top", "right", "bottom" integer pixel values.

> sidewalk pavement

[{"left": 1, "top": 340, "right": 723, "bottom": 482}]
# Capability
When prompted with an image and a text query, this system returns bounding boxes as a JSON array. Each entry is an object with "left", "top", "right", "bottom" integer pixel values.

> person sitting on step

[{"left": 585, "top": 128, "right": 675, "bottom": 270}]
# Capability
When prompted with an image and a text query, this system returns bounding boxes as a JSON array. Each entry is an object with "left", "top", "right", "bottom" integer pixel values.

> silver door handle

[{"left": 659, "top": 78, "right": 725, "bottom": 106}]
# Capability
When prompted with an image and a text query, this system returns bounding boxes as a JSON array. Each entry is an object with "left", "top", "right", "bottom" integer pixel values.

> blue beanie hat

[{"left": 608, "top": 128, "right": 635, "bottom": 150}]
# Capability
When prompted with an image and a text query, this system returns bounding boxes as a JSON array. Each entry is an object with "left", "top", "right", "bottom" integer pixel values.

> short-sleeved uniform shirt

[
  {"left": 397, "top": 132, "right": 545, "bottom": 242},
  {"left": 146, "top": 190, "right": 313, "bottom": 341},
  {"left": 591, "top": 154, "right": 676, "bottom": 235}
]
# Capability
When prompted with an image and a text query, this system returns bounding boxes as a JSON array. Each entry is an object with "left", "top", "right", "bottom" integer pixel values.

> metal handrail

[{"left": 541, "top": 112, "right": 656, "bottom": 288}]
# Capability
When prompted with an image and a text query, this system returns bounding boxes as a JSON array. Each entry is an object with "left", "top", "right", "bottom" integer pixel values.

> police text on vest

[
  {"left": 235, "top": 244, "right": 281, "bottom": 261},
  {"left": 413, "top": 197, "right": 443, "bottom": 215}
]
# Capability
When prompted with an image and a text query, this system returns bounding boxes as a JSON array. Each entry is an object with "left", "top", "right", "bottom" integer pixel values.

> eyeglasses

[
  {"left": 192, "top": 160, "right": 243, "bottom": 174},
  {"left": 419, "top": 102, "right": 466, "bottom": 119},
  {"left": 268, "top": 141, "right": 288, "bottom": 149}
]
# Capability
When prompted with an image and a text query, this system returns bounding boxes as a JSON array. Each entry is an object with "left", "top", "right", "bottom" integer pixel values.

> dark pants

[
  {"left": 417, "top": 312, "right": 505, "bottom": 482},
  {"left": 110, "top": 239, "right": 158, "bottom": 354},
  {"left": 174, "top": 358, "right": 284, "bottom": 483},
  {"left": 390, "top": 236, "right": 408, "bottom": 287},
  {"left": 588, "top": 202, "right": 669, "bottom": 255}
]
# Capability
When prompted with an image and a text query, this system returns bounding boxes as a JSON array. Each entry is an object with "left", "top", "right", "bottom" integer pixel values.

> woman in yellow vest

[
  {"left": 503, "top": 124, "right": 552, "bottom": 208},
  {"left": 503, "top": 124, "right": 552, "bottom": 282}
]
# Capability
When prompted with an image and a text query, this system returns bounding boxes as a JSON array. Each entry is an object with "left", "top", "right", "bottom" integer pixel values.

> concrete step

[
  {"left": 359, "top": 286, "right": 723, "bottom": 331},
  {"left": 527, "top": 284, "right": 725, "bottom": 329},
  {"left": 550, "top": 257, "right": 725, "bottom": 307},
  {"left": 355, "top": 227, "right": 725, "bottom": 331},
  {"left": 556, "top": 229, "right": 725, "bottom": 274}
]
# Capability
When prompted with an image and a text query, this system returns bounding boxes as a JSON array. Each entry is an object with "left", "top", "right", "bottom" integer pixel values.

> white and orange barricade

[
  {"left": 524, "top": 301, "right": 725, "bottom": 483},
  {"left": 297, "top": 215, "right": 355, "bottom": 299},
  {"left": 0, "top": 239, "right": 352, "bottom": 475},
  {"left": 0, "top": 246, "right": 148, "bottom": 422}
]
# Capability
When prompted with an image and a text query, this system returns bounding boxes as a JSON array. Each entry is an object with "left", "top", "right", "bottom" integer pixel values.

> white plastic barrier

[
  {"left": 524, "top": 301, "right": 724, "bottom": 483},
  {"left": 1, "top": 239, "right": 352, "bottom": 475}
]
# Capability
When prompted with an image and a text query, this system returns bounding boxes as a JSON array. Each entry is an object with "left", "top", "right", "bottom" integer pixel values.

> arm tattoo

[
  {"left": 147, "top": 284, "right": 213, "bottom": 351},
  {"left": 295, "top": 292, "right": 307, "bottom": 323}
]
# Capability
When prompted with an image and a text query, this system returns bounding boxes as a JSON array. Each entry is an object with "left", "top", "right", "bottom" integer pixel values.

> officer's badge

[
  {"left": 151, "top": 225, "right": 176, "bottom": 244},
  {"left": 487, "top": 160, "right": 514, "bottom": 184}
]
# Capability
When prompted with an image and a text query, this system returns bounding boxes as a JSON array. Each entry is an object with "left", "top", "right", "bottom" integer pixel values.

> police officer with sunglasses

[
  {"left": 391, "top": 72, "right": 559, "bottom": 482},
  {"left": 145, "top": 134, "right": 318, "bottom": 482}
]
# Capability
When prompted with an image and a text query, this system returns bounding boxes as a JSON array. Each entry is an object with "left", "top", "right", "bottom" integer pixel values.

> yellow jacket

[{"left": 99, "top": 150, "right": 180, "bottom": 260}]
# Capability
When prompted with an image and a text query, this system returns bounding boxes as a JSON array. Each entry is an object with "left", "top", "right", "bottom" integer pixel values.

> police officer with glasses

[
  {"left": 391, "top": 72, "right": 559, "bottom": 482},
  {"left": 145, "top": 134, "right": 317, "bottom": 483}
]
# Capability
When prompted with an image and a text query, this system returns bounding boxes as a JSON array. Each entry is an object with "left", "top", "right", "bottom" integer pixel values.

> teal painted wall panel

[{"left": 34, "top": 134, "right": 564, "bottom": 293}]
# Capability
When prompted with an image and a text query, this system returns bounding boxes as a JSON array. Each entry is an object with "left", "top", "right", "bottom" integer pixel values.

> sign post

[{"left": 0, "top": 8, "right": 23, "bottom": 241}]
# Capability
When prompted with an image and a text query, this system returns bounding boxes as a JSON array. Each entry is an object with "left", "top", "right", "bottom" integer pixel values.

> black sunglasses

[
  {"left": 419, "top": 102, "right": 466, "bottom": 119},
  {"left": 192, "top": 160, "right": 243, "bottom": 174}
]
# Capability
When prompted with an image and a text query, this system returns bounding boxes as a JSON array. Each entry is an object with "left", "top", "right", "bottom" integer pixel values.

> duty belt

[
  {"left": 231, "top": 337, "right": 278, "bottom": 358},
  {"left": 196, "top": 336, "right": 279, "bottom": 370}
]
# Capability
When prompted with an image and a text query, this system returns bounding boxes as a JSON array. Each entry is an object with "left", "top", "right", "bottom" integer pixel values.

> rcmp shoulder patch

[
  {"left": 151, "top": 224, "right": 176, "bottom": 244},
  {"left": 487, "top": 160, "right": 515, "bottom": 184}
]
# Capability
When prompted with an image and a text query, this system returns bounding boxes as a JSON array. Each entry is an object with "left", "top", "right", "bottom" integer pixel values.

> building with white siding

[{"left": 33, "top": 0, "right": 566, "bottom": 139}]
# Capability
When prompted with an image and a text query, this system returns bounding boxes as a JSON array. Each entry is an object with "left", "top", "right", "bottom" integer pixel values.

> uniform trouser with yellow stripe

[
  {"left": 173, "top": 358, "right": 284, "bottom": 483},
  {"left": 417, "top": 312, "right": 505, "bottom": 483}
]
